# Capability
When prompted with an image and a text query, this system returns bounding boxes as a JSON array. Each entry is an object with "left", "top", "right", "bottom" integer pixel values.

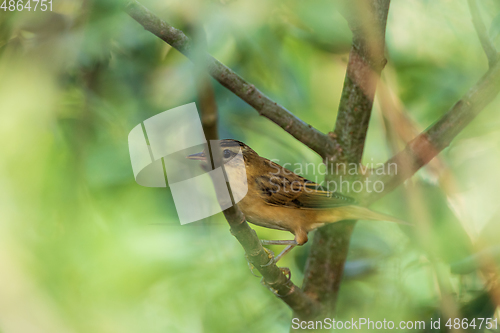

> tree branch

[
  {"left": 331, "top": 0, "right": 390, "bottom": 163},
  {"left": 125, "top": 0, "right": 335, "bottom": 157},
  {"left": 468, "top": 0, "right": 498, "bottom": 68},
  {"left": 299, "top": 0, "right": 391, "bottom": 317},
  {"left": 361, "top": 59, "right": 500, "bottom": 204},
  {"left": 197, "top": 75, "right": 219, "bottom": 142},
  {"left": 194, "top": 29, "right": 219, "bottom": 143},
  {"left": 196, "top": 75, "right": 321, "bottom": 319},
  {"left": 226, "top": 210, "right": 321, "bottom": 319}
]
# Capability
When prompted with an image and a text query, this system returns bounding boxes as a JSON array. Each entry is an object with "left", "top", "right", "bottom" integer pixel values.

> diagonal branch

[
  {"left": 196, "top": 74, "right": 321, "bottom": 319},
  {"left": 299, "top": 0, "right": 391, "bottom": 317},
  {"left": 225, "top": 209, "right": 321, "bottom": 319},
  {"left": 361, "top": 60, "right": 500, "bottom": 204},
  {"left": 125, "top": 0, "right": 335, "bottom": 157},
  {"left": 468, "top": 0, "right": 498, "bottom": 68}
]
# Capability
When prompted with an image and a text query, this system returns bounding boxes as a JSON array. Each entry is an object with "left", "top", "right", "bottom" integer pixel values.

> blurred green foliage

[{"left": 1, "top": 0, "right": 500, "bottom": 332}]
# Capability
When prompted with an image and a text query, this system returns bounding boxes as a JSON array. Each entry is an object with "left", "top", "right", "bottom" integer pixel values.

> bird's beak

[{"left": 186, "top": 151, "right": 206, "bottom": 161}]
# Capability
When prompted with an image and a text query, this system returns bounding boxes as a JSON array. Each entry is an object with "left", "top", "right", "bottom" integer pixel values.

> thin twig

[
  {"left": 361, "top": 60, "right": 500, "bottom": 204},
  {"left": 468, "top": 0, "right": 498, "bottom": 68},
  {"left": 125, "top": 0, "right": 335, "bottom": 157}
]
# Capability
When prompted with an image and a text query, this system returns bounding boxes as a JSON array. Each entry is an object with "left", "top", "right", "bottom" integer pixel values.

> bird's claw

[
  {"left": 260, "top": 266, "right": 292, "bottom": 293},
  {"left": 260, "top": 247, "right": 275, "bottom": 267},
  {"left": 280, "top": 267, "right": 292, "bottom": 282},
  {"left": 245, "top": 246, "right": 278, "bottom": 277},
  {"left": 245, "top": 247, "right": 292, "bottom": 283}
]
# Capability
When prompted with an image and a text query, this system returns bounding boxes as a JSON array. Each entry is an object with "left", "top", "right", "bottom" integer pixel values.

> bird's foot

[
  {"left": 260, "top": 267, "right": 292, "bottom": 290},
  {"left": 245, "top": 247, "right": 275, "bottom": 277},
  {"left": 260, "top": 247, "right": 275, "bottom": 267},
  {"left": 245, "top": 245, "right": 293, "bottom": 281},
  {"left": 259, "top": 240, "right": 297, "bottom": 262},
  {"left": 280, "top": 267, "right": 292, "bottom": 282}
]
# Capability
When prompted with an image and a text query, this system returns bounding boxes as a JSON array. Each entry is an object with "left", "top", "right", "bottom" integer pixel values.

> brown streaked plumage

[{"left": 188, "top": 139, "right": 405, "bottom": 258}]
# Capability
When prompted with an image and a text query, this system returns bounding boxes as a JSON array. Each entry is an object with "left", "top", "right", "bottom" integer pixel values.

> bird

[{"left": 187, "top": 139, "right": 406, "bottom": 261}]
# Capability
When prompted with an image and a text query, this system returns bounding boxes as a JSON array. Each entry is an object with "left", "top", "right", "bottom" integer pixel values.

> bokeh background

[{"left": 1, "top": 0, "right": 500, "bottom": 332}]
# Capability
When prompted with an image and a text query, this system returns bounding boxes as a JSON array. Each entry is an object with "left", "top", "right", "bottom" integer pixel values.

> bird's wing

[
  {"left": 255, "top": 160, "right": 356, "bottom": 209},
  {"left": 297, "top": 182, "right": 357, "bottom": 209}
]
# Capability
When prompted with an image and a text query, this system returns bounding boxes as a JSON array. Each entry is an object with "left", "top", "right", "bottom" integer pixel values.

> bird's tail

[{"left": 327, "top": 205, "right": 410, "bottom": 225}]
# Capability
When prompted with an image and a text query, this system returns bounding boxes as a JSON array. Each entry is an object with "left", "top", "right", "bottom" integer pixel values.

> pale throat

[{"left": 223, "top": 158, "right": 249, "bottom": 204}]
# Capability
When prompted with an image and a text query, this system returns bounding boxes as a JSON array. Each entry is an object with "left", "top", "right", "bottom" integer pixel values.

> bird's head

[{"left": 186, "top": 139, "right": 258, "bottom": 170}]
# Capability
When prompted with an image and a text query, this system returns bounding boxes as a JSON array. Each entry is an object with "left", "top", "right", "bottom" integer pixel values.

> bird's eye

[{"left": 223, "top": 149, "right": 231, "bottom": 158}]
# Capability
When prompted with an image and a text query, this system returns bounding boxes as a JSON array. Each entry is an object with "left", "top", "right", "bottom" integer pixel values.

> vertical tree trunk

[{"left": 295, "top": 0, "right": 391, "bottom": 322}]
